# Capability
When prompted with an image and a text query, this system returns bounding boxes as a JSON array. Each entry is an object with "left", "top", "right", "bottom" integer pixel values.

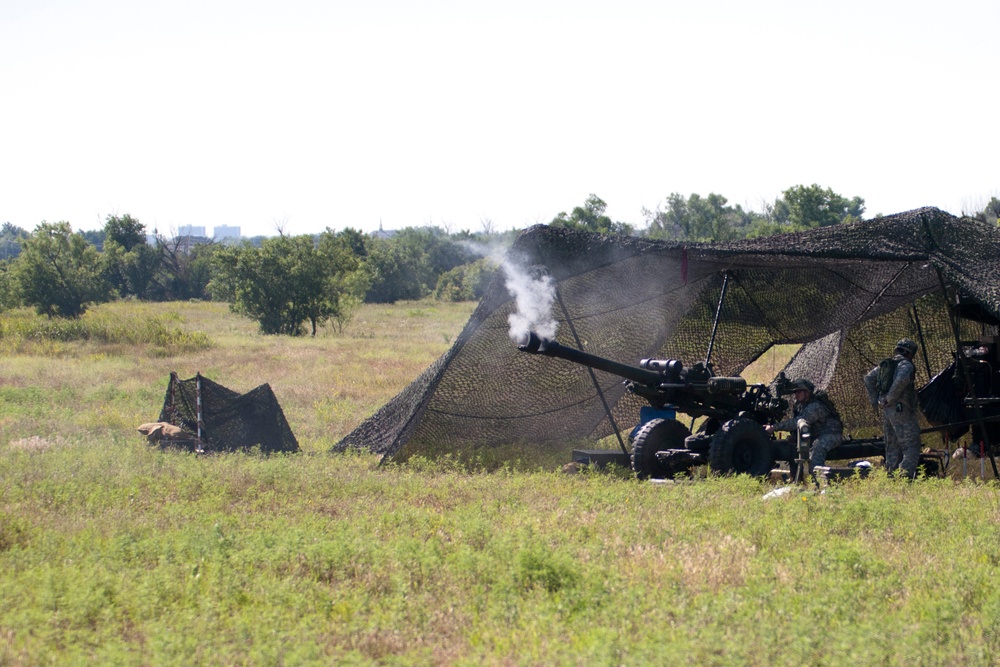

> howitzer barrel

[{"left": 517, "top": 332, "right": 664, "bottom": 386}]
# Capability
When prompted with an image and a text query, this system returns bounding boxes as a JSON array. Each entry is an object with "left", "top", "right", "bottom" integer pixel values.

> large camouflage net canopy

[{"left": 337, "top": 207, "right": 1000, "bottom": 461}]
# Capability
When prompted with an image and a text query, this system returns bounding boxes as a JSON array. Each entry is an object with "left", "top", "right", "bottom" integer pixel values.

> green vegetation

[
  {"left": 210, "top": 231, "right": 367, "bottom": 335},
  {"left": 0, "top": 303, "right": 210, "bottom": 355},
  {"left": 2, "top": 300, "right": 1000, "bottom": 665},
  {"left": 9, "top": 221, "right": 110, "bottom": 317},
  {"left": 0, "top": 299, "right": 475, "bottom": 451},
  {"left": 642, "top": 183, "right": 868, "bottom": 242},
  {"left": 550, "top": 194, "right": 635, "bottom": 236},
  {"left": 433, "top": 258, "right": 498, "bottom": 302},
  {"left": 3, "top": 189, "right": 998, "bottom": 335}
]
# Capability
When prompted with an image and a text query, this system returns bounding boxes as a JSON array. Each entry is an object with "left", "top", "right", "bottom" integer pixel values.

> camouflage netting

[
  {"left": 336, "top": 207, "right": 1000, "bottom": 462},
  {"left": 159, "top": 374, "right": 299, "bottom": 453}
]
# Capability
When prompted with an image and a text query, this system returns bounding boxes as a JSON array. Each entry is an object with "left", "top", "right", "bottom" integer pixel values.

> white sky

[{"left": 2, "top": 0, "right": 998, "bottom": 238}]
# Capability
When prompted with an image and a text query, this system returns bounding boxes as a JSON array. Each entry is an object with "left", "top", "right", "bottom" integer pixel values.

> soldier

[
  {"left": 765, "top": 378, "right": 843, "bottom": 466},
  {"left": 864, "top": 339, "right": 921, "bottom": 478}
]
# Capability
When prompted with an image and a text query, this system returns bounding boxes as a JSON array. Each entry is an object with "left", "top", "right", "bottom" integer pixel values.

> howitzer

[{"left": 517, "top": 332, "right": 790, "bottom": 478}]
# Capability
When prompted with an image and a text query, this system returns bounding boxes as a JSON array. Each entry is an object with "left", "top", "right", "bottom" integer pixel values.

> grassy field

[
  {"left": 0, "top": 300, "right": 474, "bottom": 453},
  {"left": 2, "top": 301, "right": 1000, "bottom": 665}
]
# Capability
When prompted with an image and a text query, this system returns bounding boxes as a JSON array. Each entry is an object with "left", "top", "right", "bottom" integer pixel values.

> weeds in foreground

[
  {"left": 2, "top": 444, "right": 999, "bottom": 665},
  {"left": 2, "top": 300, "right": 1000, "bottom": 665}
]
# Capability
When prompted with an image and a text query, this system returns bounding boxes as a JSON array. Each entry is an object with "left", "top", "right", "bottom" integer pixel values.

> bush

[
  {"left": 11, "top": 222, "right": 111, "bottom": 318},
  {"left": 434, "top": 259, "right": 498, "bottom": 302}
]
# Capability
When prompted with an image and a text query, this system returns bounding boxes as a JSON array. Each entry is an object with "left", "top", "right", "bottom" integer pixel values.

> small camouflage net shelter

[
  {"left": 160, "top": 373, "right": 299, "bottom": 453},
  {"left": 336, "top": 207, "right": 1000, "bottom": 462}
]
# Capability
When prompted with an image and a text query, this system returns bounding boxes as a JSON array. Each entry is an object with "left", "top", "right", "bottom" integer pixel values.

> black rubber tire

[
  {"left": 708, "top": 418, "right": 775, "bottom": 477},
  {"left": 631, "top": 418, "right": 692, "bottom": 480}
]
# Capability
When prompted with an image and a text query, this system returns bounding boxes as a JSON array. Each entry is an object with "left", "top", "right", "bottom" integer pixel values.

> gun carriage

[{"left": 517, "top": 332, "right": 896, "bottom": 479}]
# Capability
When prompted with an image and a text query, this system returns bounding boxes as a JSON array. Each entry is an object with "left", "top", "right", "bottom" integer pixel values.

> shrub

[{"left": 434, "top": 259, "right": 498, "bottom": 302}]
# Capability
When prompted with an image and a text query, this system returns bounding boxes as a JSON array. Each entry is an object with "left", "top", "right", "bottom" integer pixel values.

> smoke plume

[
  {"left": 503, "top": 254, "right": 558, "bottom": 343},
  {"left": 458, "top": 240, "right": 559, "bottom": 343}
]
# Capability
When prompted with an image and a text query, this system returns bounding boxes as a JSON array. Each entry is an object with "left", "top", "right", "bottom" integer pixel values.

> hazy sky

[{"left": 3, "top": 0, "right": 997, "bottom": 238}]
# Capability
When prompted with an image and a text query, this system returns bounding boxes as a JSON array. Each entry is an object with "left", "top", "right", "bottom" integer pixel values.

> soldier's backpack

[
  {"left": 814, "top": 390, "right": 841, "bottom": 420},
  {"left": 876, "top": 357, "right": 900, "bottom": 394}
]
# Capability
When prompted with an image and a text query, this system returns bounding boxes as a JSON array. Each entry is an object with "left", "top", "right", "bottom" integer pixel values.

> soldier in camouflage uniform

[
  {"left": 864, "top": 339, "right": 921, "bottom": 478},
  {"left": 765, "top": 378, "right": 843, "bottom": 466}
]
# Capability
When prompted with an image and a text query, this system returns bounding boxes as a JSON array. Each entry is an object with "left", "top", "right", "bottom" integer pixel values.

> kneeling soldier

[{"left": 765, "top": 378, "right": 844, "bottom": 467}]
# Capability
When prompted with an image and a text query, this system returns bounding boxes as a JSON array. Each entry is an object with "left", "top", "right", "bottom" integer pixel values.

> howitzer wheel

[
  {"left": 708, "top": 418, "right": 774, "bottom": 477},
  {"left": 631, "top": 418, "right": 692, "bottom": 479}
]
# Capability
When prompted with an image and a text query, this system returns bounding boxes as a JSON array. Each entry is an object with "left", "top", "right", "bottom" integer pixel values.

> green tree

[
  {"left": 0, "top": 260, "right": 16, "bottom": 312},
  {"left": 11, "top": 221, "right": 110, "bottom": 317},
  {"left": 434, "top": 258, "right": 498, "bottom": 302},
  {"left": 362, "top": 237, "right": 425, "bottom": 304},
  {"left": 101, "top": 214, "right": 161, "bottom": 299},
  {"left": 1, "top": 223, "right": 29, "bottom": 261},
  {"left": 779, "top": 184, "right": 865, "bottom": 228},
  {"left": 331, "top": 227, "right": 370, "bottom": 259},
  {"left": 315, "top": 228, "right": 369, "bottom": 331},
  {"left": 210, "top": 232, "right": 364, "bottom": 335},
  {"left": 971, "top": 197, "right": 1000, "bottom": 225},
  {"left": 104, "top": 213, "right": 146, "bottom": 251},
  {"left": 551, "top": 194, "right": 634, "bottom": 235},
  {"left": 79, "top": 229, "right": 107, "bottom": 251},
  {"left": 644, "top": 192, "right": 751, "bottom": 242},
  {"left": 151, "top": 235, "right": 217, "bottom": 301},
  {"left": 359, "top": 226, "right": 475, "bottom": 304}
]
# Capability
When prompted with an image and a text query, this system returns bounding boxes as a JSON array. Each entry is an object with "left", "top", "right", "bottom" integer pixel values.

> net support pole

[
  {"left": 911, "top": 301, "right": 933, "bottom": 380},
  {"left": 556, "top": 289, "right": 629, "bottom": 457},
  {"left": 911, "top": 301, "right": 947, "bottom": 448},
  {"left": 168, "top": 371, "right": 178, "bottom": 424},
  {"left": 196, "top": 372, "right": 205, "bottom": 454},
  {"left": 705, "top": 271, "right": 730, "bottom": 366}
]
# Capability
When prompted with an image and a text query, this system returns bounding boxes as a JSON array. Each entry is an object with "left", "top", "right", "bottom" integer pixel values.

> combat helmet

[
  {"left": 895, "top": 338, "right": 918, "bottom": 356},
  {"left": 790, "top": 378, "right": 815, "bottom": 394}
]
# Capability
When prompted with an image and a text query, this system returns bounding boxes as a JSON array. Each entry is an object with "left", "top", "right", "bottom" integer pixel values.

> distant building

[
  {"left": 372, "top": 220, "right": 396, "bottom": 240},
  {"left": 213, "top": 225, "right": 241, "bottom": 241},
  {"left": 178, "top": 225, "right": 206, "bottom": 237}
]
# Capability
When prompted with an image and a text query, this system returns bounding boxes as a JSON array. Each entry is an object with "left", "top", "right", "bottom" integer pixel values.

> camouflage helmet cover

[
  {"left": 791, "top": 378, "right": 815, "bottom": 394},
  {"left": 895, "top": 338, "right": 918, "bottom": 355}
]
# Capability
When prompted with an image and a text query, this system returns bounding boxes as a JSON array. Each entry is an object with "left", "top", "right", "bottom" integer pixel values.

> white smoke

[
  {"left": 504, "top": 255, "right": 558, "bottom": 343},
  {"left": 458, "top": 240, "right": 559, "bottom": 343}
]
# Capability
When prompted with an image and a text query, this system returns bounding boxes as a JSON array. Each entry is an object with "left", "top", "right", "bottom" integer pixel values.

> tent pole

[
  {"left": 168, "top": 371, "right": 178, "bottom": 424},
  {"left": 911, "top": 302, "right": 933, "bottom": 380},
  {"left": 556, "top": 289, "right": 629, "bottom": 457},
  {"left": 196, "top": 372, "right": 205, "bottom": 454},
  {"left": 910, "top": 301, "right": 948, "bottom": 449},
  {"left": 705, "top": 271, "right": 730, "bottom": 366},
  {"left": 935, "top": 270, "right": 999, "bottom": 478}
]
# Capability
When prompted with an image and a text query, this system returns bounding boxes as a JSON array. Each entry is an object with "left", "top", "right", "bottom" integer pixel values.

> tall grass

[
  {"left": 3, "top": 445, "right": 999, "bottom": 665},
  {"left": 0, "top": 299, "right": 474, "bottom": 451},
  {"left": 0, "top": 303, "right": 210, "bottom": 356},
  {"left": 2, "top": 300, "right": 1000, "bottom": 665}
]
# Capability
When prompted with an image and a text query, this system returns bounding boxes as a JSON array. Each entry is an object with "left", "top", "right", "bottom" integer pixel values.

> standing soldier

[
  {"left": 864, "top": 339, "right": 921, "bottom": 478},
  {"left": 765, "top": 378, "right": 843, "bottom": 467}
]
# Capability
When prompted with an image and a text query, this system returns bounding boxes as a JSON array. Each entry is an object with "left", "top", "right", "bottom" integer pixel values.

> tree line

[
  {"left": 2, "top": 185, "right": 998, "bottom": 335},
  {"left": 0, "top": 216, "right": 506, "bottom": 334}
]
